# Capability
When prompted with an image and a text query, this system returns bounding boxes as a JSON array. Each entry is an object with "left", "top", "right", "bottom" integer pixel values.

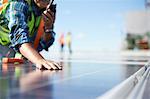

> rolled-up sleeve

[{"left": 7, "top": 1, "right": 30, "bottom": 52}]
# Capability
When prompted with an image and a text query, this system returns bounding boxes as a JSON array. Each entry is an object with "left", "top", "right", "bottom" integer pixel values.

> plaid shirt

[{"left": 5, "top": 0, "right": 55, "bottom": 52}]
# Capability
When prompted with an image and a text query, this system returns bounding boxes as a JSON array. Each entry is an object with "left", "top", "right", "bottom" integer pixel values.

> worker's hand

[
  {"left": 36, "top": 59, "right": 62, "bottom": 70},
  {"left": 42, "top": 8, "right": 55, "bottom": 29}
]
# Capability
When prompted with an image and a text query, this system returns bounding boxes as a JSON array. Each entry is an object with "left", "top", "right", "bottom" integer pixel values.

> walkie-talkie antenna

[
  {"left": 50, "top": 0, "right": 54, "bottom": 6},
  {"left": 47, "top": 0, "right": 54, "bottom": 9}
]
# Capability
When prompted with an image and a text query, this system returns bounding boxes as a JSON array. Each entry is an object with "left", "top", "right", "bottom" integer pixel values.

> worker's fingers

[
  {"left": 36, "top": 59, "right": 62, "bottom": 70},
  {"left": 47, "top": 9, "right": 55, "bottom": 19},
  {"left": 47, "top": 60, "right": 62, "bottom": 69},
  {"left": 42, "top": 12, "right": 53, "bottom": 22},
  {"left": 43, "top": 9, "right": 54, "bottom": 23},
  {"left": 46, "top": 61, "right": 58, "bottom": 70},
  {"left": 36, "top": 64, "right": 42, "bottom": 69},
  {"left": 51, "top": 61, "right": 62, "bottom": 70},
  {"left": 42, "top": 62, "right": 52, "bottom": 70}
]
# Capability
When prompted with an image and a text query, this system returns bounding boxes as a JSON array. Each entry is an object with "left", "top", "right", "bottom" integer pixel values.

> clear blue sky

[{"left": 51, "top": 0, "right": 145, "bottom": 52}]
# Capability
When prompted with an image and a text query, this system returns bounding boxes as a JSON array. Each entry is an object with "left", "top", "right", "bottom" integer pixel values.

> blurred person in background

[
  {"left": 66, "top": 32, "right": 72, "bottom": 54},
  {"left": 59, "top": 33, "right": 65, "bottom": 53}
]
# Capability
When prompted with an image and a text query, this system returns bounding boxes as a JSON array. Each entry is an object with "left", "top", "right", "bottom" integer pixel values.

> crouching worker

[{"left": 0, "top": 0, "right": 62, "bottom": 70}]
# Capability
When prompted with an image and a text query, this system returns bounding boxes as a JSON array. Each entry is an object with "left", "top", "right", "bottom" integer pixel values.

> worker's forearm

[{"left": 19, "top": 43, "right": 43, "bottom": 64}]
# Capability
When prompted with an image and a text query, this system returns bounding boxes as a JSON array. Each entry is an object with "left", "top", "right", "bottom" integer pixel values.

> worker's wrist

[{"left": 44, "top": 26, "right": 53, "bottom": 34}]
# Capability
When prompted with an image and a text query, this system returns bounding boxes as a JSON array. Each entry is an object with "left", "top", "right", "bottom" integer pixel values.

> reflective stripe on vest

[{"left": 34, "top": 18, "right": 44, "bottom": 49}]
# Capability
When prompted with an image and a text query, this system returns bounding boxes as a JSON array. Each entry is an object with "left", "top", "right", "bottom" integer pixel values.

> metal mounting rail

[{"left": 97, "top": 62, "right": 150, "bottom": 99}]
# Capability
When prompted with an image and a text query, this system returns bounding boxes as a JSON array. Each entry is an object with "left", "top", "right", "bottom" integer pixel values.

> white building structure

[{"left": 125, "top": 0, "right": 150, "bottom": 35}]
